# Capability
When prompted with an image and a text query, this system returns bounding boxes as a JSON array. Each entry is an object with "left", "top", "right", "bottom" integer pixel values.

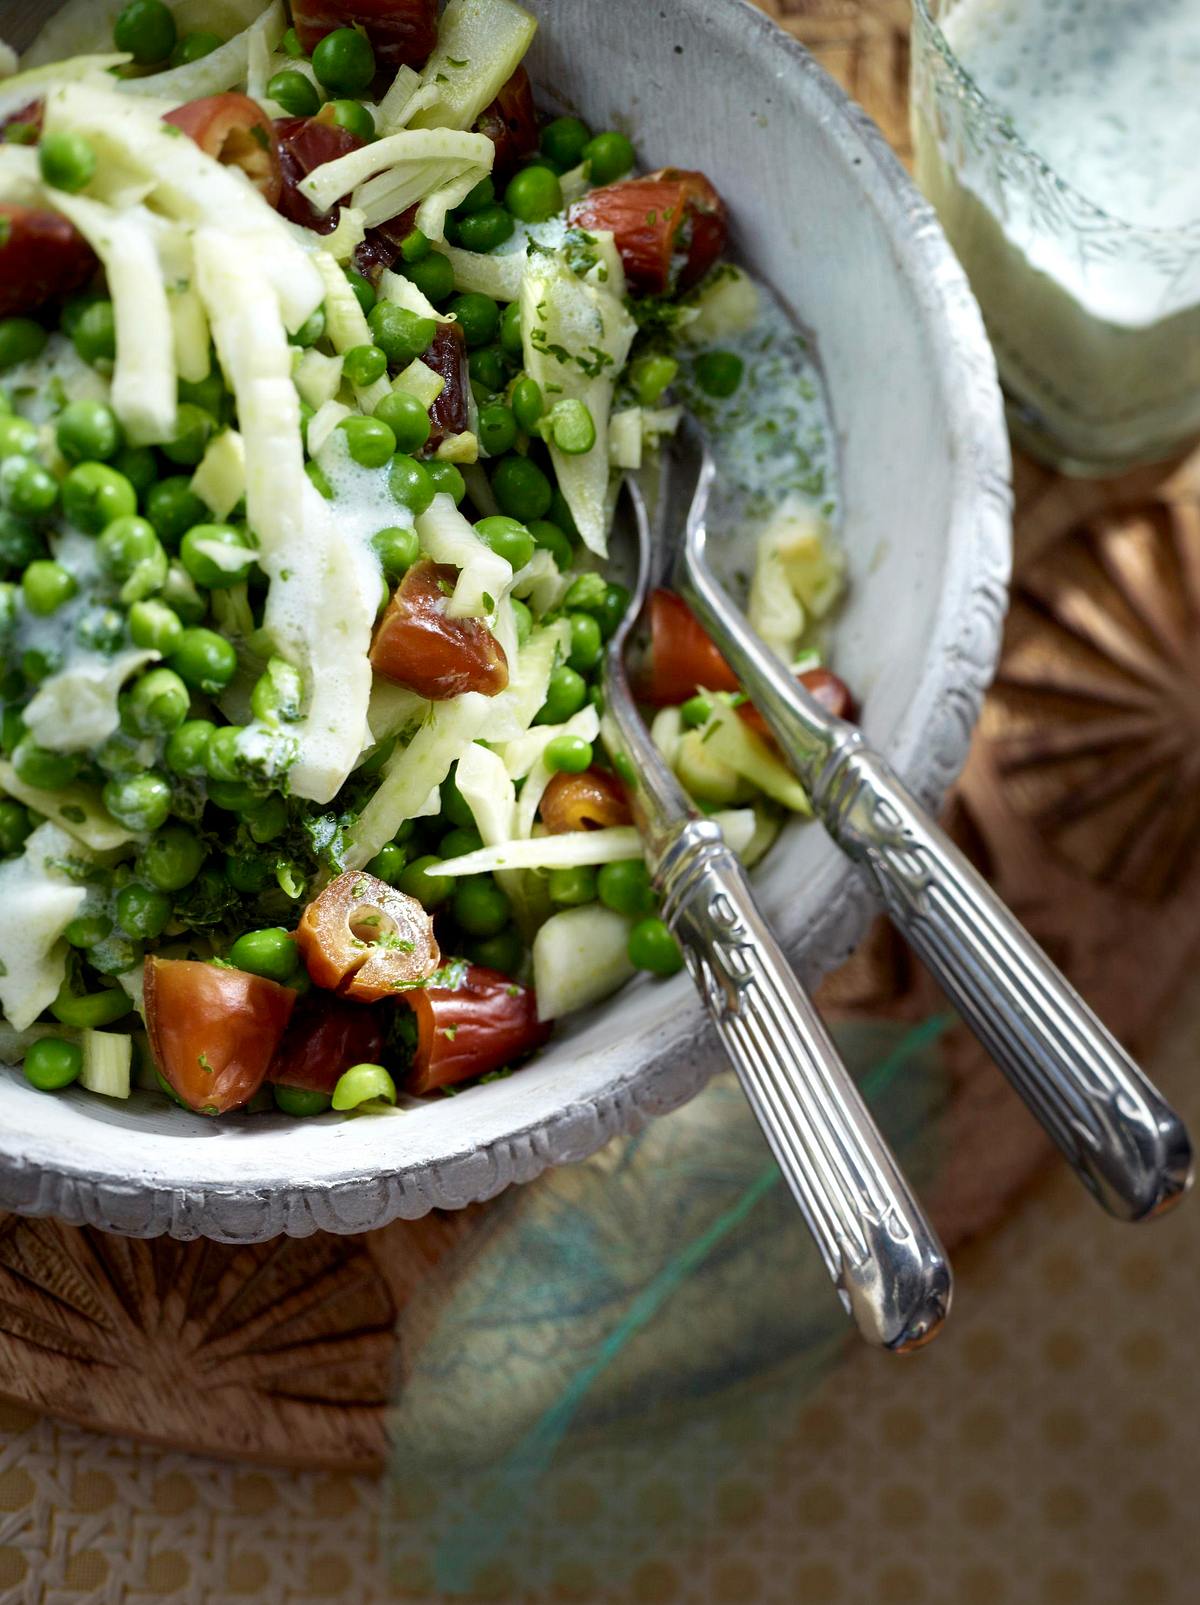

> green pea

[
  {"left": 694, "top": 350, "right": 745, "bottom": 399},
  {"left": 546, "top": 397, "right": 596, "bottom": 455},
  {"left": 72, "top": 299, "right": 116, "bottom": 366},
  {"left": 345, "top": 269, "right": 376, "bottom": 315},
  {"left": 562, "top": 571, "right": 606, "bottom": 613},
  {"left": 367, "top": 841, "right": 407, "bottom": 883},
  {"left": 128, "top": 599, "right": 183, "bottom": 654},
  {"left": 51, "top": 987, "right": 133, "bottom": 1028},
  {"left": 504, "top": 165, "right": 562, "bottom": 223},
  {"left": 331, "top": 415, "right": 394, "bottom": 475},
  {"left": 456, "top": 204, "right": 514, "bottom": 254},
  {"left": 281, "top": 25, "right": 305, "bottom": 57},
  {"left": 103, "top": 769, "right": 171, "bottom": 832},
  {"left": 112, "top": 444, "right": 157, "bottom": 498},
  {"left": 426, "top": 459, "right": 465, "bottom": 504},
  {"left": 453, "top": 876, "right": 510, "bottom": 937},
  {"left": 540, "top": 115, "right": 590, "bottom": 171},
  {"left": 510, "top": 376, "right": 543, "bottom": 433},
  {"left": 250, "top": 657, "right": 303, "bottom": 724},
  {"left": 274, "top": 1085, "right": 331, "bottom": 1117},
  {"left": 583, "top": 129, "right": 635, "bottom": 184},
  {"left": 633, "top": 354, "right": 678, "bottom": 406},
  {"left": 628, "top": 914, "right": 684, "bottom": 975},
  {"left": 321, "top": 98, "right": 375, "bottom": 141},
  {"left": 21, "top": 645, "right": 61, "bottom": 684},
  {"left": 177, "top": 369, "right": 228, "bottom": 421},
  {"left": 228, "top": 926, "right": 300, "bottom": 983},
  {"left": 144, "top": 477, "right": 207, "bottom": 548},
  {"left": 0, "top": 417, "right": 36, "bottom": 462},
  {"left": 499, "top": 301, "right": 523, "bottom": 360},
  {"left": 245, "top": 793, "right": 288, "bottom": 843},
  {"left": 598, "top": 859, "right": 657, "bottom": 918},
  {"left": 113, "top": 0, "right": 176, "bottom": 63},
  {"left": 21, "top": 559, "right": 76, "bottom": 616},
  {"left": 267, "top": 68, "right": 320, "bottom": 117},
  {"left": 291, "top": 305, "right": 326, "bottom": 349},
  {"left": 77, "top": 605, "right": 126, "bottom": 659},
  {"left": 447, "top": 293, "right": 500, "bottom": 350},
  {"left": 140, "top": 824, "right": 204, "bottom": 891},
  {"left": 38, "top": 130, "right": 95, "bottom": 193},
  {"left": 62, "top": 462, "right": 137, "bottom": 534},
  {"left": 399, "top": 853, "right": 453, "bottom": 907},
  {"left": 439, "top": 825, "right": 482, "bottom": 861},
  {"left": 128, "top": 667, "right": 190, "bottom": 736},
  {"left": 342, "top": 343, "right": 387, "bottom": 388},
  {"left": 305, "top": 459, "right": 333, "bottom": 500},
  {"left": 474, "top": 402, "right": 515, "bottom": 458},
  {"left": 511, "top": 595, "right": 532, "bottom": 646},
  {"left": 205, "top": 724, "right": 244, "bottom": 782},
  {"left": 12, "top": 736, "right": 78, "bottom": 791},
  {"left": 680, "top": 694, "right": 712, "bottom": 729},
  {"left": 312, "top": 26, "right": 375, "bottom": 95},
  {"left": 534, "top": 664, "right": 587, "bottom": 725},
  {"left": 465, "top": 927, "right": 523, "bottom": 973},
  {"left": 95, "top": 730, "right": 143, "bottom": 775},
  {"left": 207, "top": 779, "right": 255, "bottom": 813},
  {"left": 23, "top": 1036, "right": 82, "bottom": 1092},
  {"left": 389, "top": 454, "right": 434, "bottom": 516},
  {"left": 114, "top": 880, "right": 171, "bottom": 939},
  {"left": 399, "top": 227, "right": 430, "bottom": 263},
  {"left": 441, "top": 766, "right": 476, "bottom": 830},
  {"left": 567, "top": 611, "right": 603, "bottom": 672},
  {"left": 545, "top": 733, "right": 593, "bottom": 775},
  {"left": 169, "top": 28, "right": 223, "bottom": 66},
  {"left": 491, "top": 454, "right": 552, "bottom": 521},
  {"left": 548, "top": 487, "right": 579, "bottom": 542},
  {"left": 547, "top": 865, "right": 597, "bottom": 907},
  {"left": 467, "top": 344, "right": 506, "bottom": 395},
  {"left": 0, "top": 455, "right": 58, "bottom": 517},
  {"left": 180, "top": 522, "right": 254, "bottom": 588},
  {"left": 161, "top": 402, "right": 213, "bottom": 467},
  {"left": 367, "top": 302, "right": 436, "bottom": 365},
  {"left": 0, "top": 318, "right": 46, "bottom": 371},
  {"left": 0, "top": 580, "right": 15, "bottom": 634},
  {"left": 0, "top": 798, "right": 31, "bottom": 855},
  {"left": 474, "top": 514, "right": 533, "bottom": 570},
  {"left": 0, "top": 510, "right": 42, "bottom": 570},
  {"left": 97, "top": 514, "right": 162, "bottom": 583},
  {"left": 59, "top": 292, "right": 99, "bottom": 340},
  {"left": 169, "top": 628, "right": 237, "bottom": 694},
  {"left": 331, "top": 1061, "right": 396, "bottom": 1111},
  {"left": 371, "top": 524, "right": 419, "bottom": 582},
  {"left": 64, "top": 912, "right": 112, "bottom": 948},
  {"left": 372, "top": 390, "right": 432, "bottom": 455},
  {"left": 0, "top": 703, "right": 22, "bottom": 752},
  {"left": 529, "top": 518, "right": 572, "bottom": 570},
  {"left": 595, "top": 582, "right": 631, "bottom": 641},
  {"left": 400, "top": 252, "right": 455, "bottom": 304},
  {"left": 457, "top": 175, "right": 495, "bottom": 215}
]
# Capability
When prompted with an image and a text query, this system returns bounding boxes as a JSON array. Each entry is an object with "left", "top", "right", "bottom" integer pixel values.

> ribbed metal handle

[
  {"left": 656, "top": 818, "right": 951, "bottom": 1351},
  {"left": 815, "top": 745, "right": 1192, "bottom": 1221}
]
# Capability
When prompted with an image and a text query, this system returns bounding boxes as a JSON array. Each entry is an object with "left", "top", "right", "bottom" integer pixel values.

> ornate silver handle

[
  {"left": 677, "top": 540, "right": 1193, "bottom": 1223},
  {"left": 655, "top": 818, "right": 951, "bottom": 1351}
]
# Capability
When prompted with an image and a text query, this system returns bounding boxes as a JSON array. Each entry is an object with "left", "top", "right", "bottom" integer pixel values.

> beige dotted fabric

[{"left": 1, "top": 988, "right": 1199, "bottom": 1603}]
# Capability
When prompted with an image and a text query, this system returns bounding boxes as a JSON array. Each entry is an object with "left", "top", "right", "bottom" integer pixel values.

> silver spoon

[
  {"left": 667, "top": 419, "right": 1192, "bottom": 1223},
  {"left": 602, "top": 475, "right": 952, "bottom": 1353}
]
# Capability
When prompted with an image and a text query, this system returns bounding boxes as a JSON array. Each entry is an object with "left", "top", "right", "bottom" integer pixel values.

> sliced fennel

[
  {"left": 514, "top": 705, "right": 600, "bottom": 839},
  {"left": 312, "top": 250, "right": 373, "bottom": 353},
  {"left": 306, "top": 398, "right": 351, "bottom": 456},
  {"left": 190, "top": 429, "right": 246, "bottom": 519},
  {"left": 79, "top": 1029, "right": 132, "bottom": 1099},
  {"left": 122, "top": 1, "right": 286, "bottom": 103},
  {"left": 746, "top": 497, "right": 845, "bottom": 661},
  {"left": 510, "top": 548, "right": 566, "bottom": 616},
  {"left": 454, "top": 741, "right": 516, "bottom": 846},
  {"left": 392, "top": 358, "right": 445, "bottom": 409},
  {"left": 0, "top": 144, "right": 44, "bottom": 208},
  {"left": 0, "top": 761, "right": 137, "bottom": 853},
  {"left": 366, "top": 682, "right": 430, "bottom": 747},
  {"left": 321, "top": 205, "right": 368, "bottom": 264},
  {"left": 681, "top": 266, "right": 760, "bottom": 343},
  {"left": 699, "top": 701, "right": 812, "bottom": 814},
  {"left": 609, "top": 408, "right": 643, "bottom": 469},
  {"left": 49, "top": 194, "right": 176, "bottom": 444},
  {"left": 520, "top": 252, "right": 636, "bottom": 554},
  {"left": 195, "top": 229, "right": 379, "bottom": 804},
  {"left": 411, "top": 0, "right": 537, "bottom": 132},
  {"left": 22, "top": 0, "right": 268, "bottom": 68},
  {"left": 433, "top": 808, "right": 756, "bottom": 877},
  {"left": 347, "top": 693, "right": 491, "bottom": 868},
  {"left": 415, "top": 494, "right": 510, "bottom": 620},
  {"left": 378, "top": 268, "right": 445, "bottom": 323},
  {"left": 440, "top": 243, "right": 526, "bottom": 302},
  {"left": 500, "top": 703, "right": 601, "bottom": 781},
  {"left": 485, "top": 616, "right": 569, "bottom": 743},
  {"left": 292, "top": 347, "right": 344, "bottom": 410},
  {"left": 299, "top": 128, "right": 493, "bottom": 218},
  {"left": 532, "top": 905, "right": 635, "bottom": 1022},
  {"left": 24, "top": 649, "right": 158, "bottom": 754},
  {"left": 0, "top": 824, "right": 89, "bottom": 1031}
]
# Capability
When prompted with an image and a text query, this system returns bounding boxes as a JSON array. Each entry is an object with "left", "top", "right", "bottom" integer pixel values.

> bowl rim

[{"left": 0, "top": 0, "right": 1012, "bottom": 1241}]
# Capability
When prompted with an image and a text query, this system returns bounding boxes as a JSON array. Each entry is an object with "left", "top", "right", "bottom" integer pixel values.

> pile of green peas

[{"left": 113, "top": 0, "right": 223, "bottom": 71}]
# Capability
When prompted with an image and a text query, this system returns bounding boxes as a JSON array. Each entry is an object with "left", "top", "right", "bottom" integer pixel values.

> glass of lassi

[{"left": 910, "top": 0, "right": 1200, "bottom": 475}]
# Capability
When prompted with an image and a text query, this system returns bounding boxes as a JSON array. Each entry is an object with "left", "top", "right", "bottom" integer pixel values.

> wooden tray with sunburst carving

[{"left": 0, "top": 0, "right": 1198, "bottom": 1471}]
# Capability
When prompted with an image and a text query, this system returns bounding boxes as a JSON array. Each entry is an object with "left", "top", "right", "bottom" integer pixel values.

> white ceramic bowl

[{"left": 0, "top": 0, "right": 1010, "bottom": 1240}]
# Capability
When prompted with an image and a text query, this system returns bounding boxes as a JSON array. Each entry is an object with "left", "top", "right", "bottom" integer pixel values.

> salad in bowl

[{"left": 0, "top": 0, "right": 849, "bottom": 1122}]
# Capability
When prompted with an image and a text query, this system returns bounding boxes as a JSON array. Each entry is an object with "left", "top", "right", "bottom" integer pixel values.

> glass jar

[{"left": 910, "top": 0, "right": 1200, "bottom": 476}]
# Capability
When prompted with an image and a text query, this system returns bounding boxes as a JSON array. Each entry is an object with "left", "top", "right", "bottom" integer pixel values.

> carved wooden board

[{"left": 0, "top": 0, "right": 1197, "bottom": 1470}]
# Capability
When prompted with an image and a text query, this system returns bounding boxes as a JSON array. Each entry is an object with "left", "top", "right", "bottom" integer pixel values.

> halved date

[
  {"left": 371, "top": 559, "right": 509, "bottom": 699},
  {"left": 569, "top": 168, "right": 727, "bottom": 295}
]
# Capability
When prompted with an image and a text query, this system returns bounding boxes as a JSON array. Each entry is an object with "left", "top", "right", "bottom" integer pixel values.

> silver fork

[
  {"left": 602, "top": 475, "right": 952, "bottom": 1353},
  {"left": 667, "top": 419, "right": 1192, "bottom": 1223}
]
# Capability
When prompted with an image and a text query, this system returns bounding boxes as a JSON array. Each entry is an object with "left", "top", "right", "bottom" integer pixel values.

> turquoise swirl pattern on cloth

[{"left": 384, "top": 1016, "right": 953, "bottom": 1599}]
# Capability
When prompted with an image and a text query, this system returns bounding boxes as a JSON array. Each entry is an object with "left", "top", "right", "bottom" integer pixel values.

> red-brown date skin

[
  {"left": 474, "top": 66, "right": 538, "bottom": 181},
  {"left": 297, "top": 870, "right": 440, "bottom": 1001},
  {"left": 540, "top": 769, "right": 633, "bottom": 833},
  {"left": 292, "top": 0, "right": 439, "bottom": 69},
  {"left": 268, "top": 993, "right": 388, "bottom": 1093},
  {"left": 370, "top": 560, "right": 509, "bottom": 699},
  {"left": 423, "top": 321, "right": 469, "bottom": 450},
  {"left": 275, "top": 114, "right": 365, "bottom": 232},
  {"left": 568, "top": 169, "right": 727, "bottom": 295},
  {"left": 401, "top": 964, "right": 550, "bottom": 1094},
  {"left": 0, "top": 204, "right": 96, "bottom": 318},
  {"left": 164, "top": 94, "right": 282, "bottom": 206}
]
